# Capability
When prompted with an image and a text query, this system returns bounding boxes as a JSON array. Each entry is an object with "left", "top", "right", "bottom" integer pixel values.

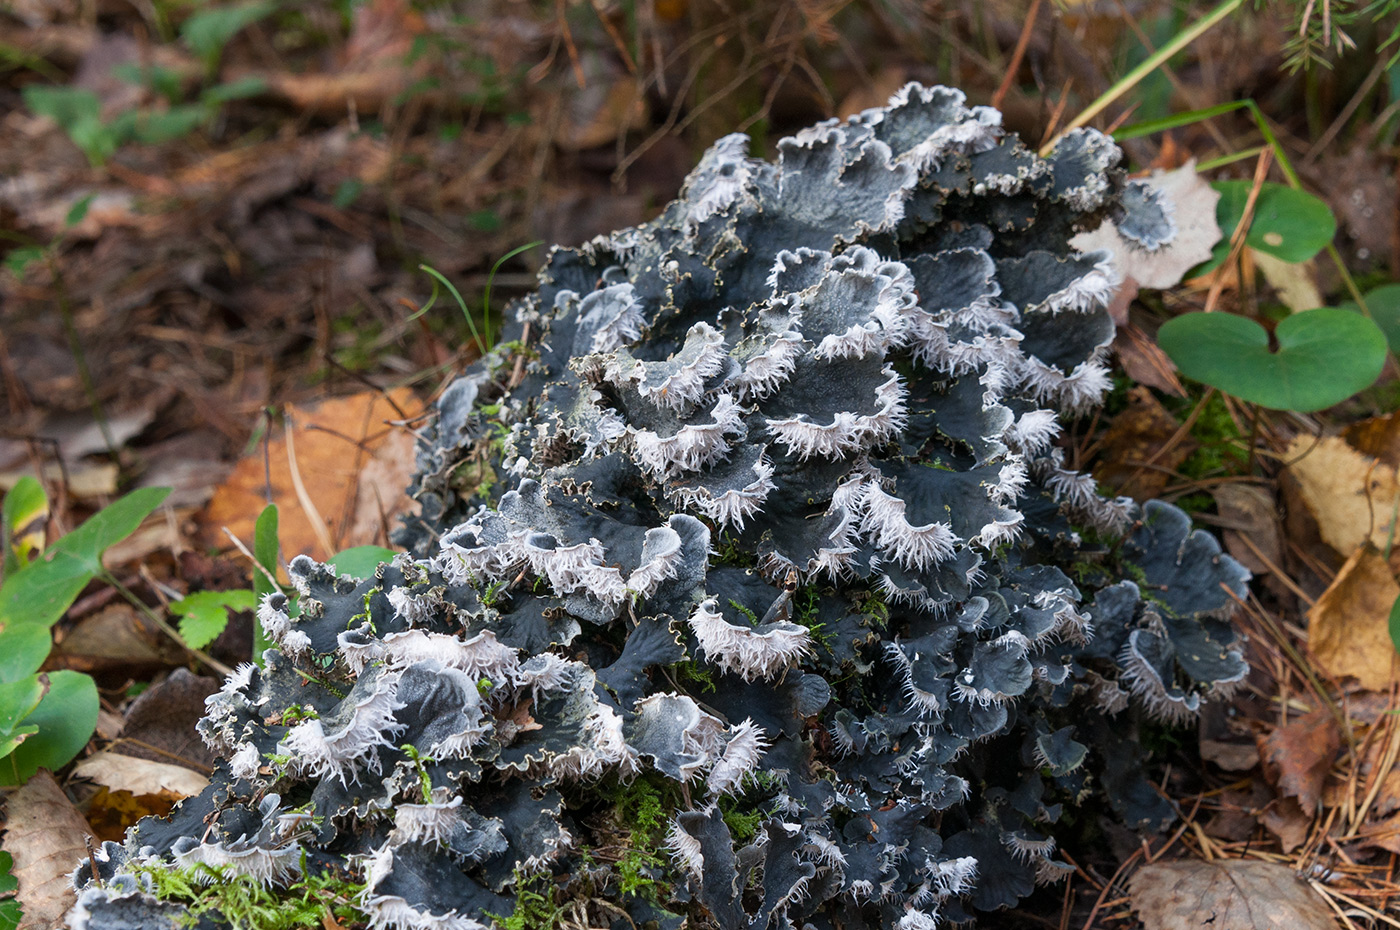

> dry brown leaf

[
  {"left": 1214, "top": 483, "right": 1282, "bottom": 578},
  {"left": 1093, "top": 387, "right": 1195, "bottom": 500},
  {"left": 50, "top": 603, "right": 182, "bottom": 673},
  {"left": 1112, "top": 321, "right": 1187, "bottom": 397},
  {"left": 1258, "top": 796, "right": 1311, "bottom": 853},
  {"left": 201, "top": 389, "right": 422, "bottom": 561},
  {"left": 1130, "top": 860, "right": 1340, "bottom": 930},
  {"left": 119, "top": 669, "right": 221, "bottom": 771},
  {"left": 1345, "top": 412, "right": 1400, "bottom": 469},
  {"left": 4, "top": 770, "right": 91, "bottom": 930},
  {"left": 73, "top": 751, "right": 209, "bottom": 798},
  {"left": 1198, "top": 738, "right": 1259, "bottom": 772},
  {"left": 1306, "top": 546, "right": 1400, "bottom": 691},
  {"left": 1284, "top": 434, "right": 1400, "bottom": 557},
  {"left": 1071, "top": 160, "right": 1222, "bottom": 290},
  {"left": 1258, "top": 709, "right": 1340, "bottom": 816}
]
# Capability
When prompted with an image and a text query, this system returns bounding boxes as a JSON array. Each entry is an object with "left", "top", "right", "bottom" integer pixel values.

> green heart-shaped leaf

[
  {"left": 1158, "top": 309, "right": 1387, "bottom": 412},
  {"left": 1192, "top": 181, "right": 1337, "bottom": 276},
  {"left": 0, "top": 670, "right": 98, "bottom": 785}
]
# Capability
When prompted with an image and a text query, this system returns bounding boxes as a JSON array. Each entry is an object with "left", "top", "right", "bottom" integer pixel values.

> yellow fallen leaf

[
  {"left": 1307, "top": 546, "right": 1400, "bottom": 691},
  {"left": 1285, "top": 434, "right": 1400, "bottom": 556}
]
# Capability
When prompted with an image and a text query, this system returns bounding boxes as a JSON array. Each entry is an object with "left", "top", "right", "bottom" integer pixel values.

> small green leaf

[
  {"left": 1193, "top": 181, "right": 1337, "bottom": 275},
  {"left": 0, "top": 675, "right": 46, "bottom": 759},
  {"left": 0, "top": 850, "right": 19, "bottom": 930},
  {"left": 3, "top": 246, "right": 45, "bottom": 278},
  {"left": 253, "top": 504, "right": 279, "bottom": 601},
  {"left": 22, "top": 85, "right": 100, "bottom": 127},
  {"left": 0, "top": 670, "right": 98, "bottom": 785},
  {"left": 332, "top": 179, "right": 363, "bottom": 209},
  {"left": 1159, "top": 309, "right": 1387, "bottom": 412},
  {"left": 327, "top": 545, "right": 396, "bottom": 580},
  {"left": 0, "top": 625, "right": 53, "bottom": 685},
  {"left": 0, "top": 487, "right": 171, "bottom": 632},
  {"left": 181, "top": 2, "right": 274, "bottom": 69},
  {"left": 129, "top": 105, "right": 207, "bottom": 144},
  {"left": 1391, "top": 592, "right": 1400, "bottom": 656},
  {"left": 170, "top": 589, "right": 256, "bottom": 650},
  {"left": 252, "top": 503, "right": 279, "bottom": 662},
  {"left": 201, "top": 76, "right": 266, "bottom": 105},
  {"left": 3, "top": 475, "right": 48, "bottom": 575},
  {"left": 64, "top": 193, "right": 96, "bottom": 229}
]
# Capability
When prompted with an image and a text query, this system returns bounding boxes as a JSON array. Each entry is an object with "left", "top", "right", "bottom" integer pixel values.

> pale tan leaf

[
  {"left": 72, "top": 751, "right": 209, "bottom": 799},
  {"left": 5, "top": 770, "right": 90, "bottom": 930},
  {"left": 1130, "top": 860, "right": 1340, "bottom": 930}
]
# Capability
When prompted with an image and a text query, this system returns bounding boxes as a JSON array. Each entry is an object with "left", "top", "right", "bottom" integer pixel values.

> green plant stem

[
  {"left": 1041, "top": 0, "right": 1246, "bottom": 154},
  {"left": 103, "top": 571, "right": 234, "bottom": 676}
]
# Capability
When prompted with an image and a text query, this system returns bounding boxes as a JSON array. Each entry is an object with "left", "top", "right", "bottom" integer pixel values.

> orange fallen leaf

[
  {"left": 201, "top": 389, "right": 422, "bottom": 562},
  {"left": 1130, "top": 860, "right": 1340, "bottom": 930},
  {"left": 1306, "top": 546, "right": 1400, "bottom": 692}
]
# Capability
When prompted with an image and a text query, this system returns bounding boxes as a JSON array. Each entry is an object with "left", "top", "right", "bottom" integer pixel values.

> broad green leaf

[
  {"left": 1193, "top": 181, "right": 1336, "bottom": 275},
  {"left": 2, "top": 475, "right": 48, "bottom": 575},
  {"left": 0, "top": 675, "right": 45, "bottom": 758},
  {"left": 1159, "top": 309, "right": 1387, "bottom": 412},
  {"left": 1338, "top": 283, "right": 1400, "bottom": 354},
  {"left": 181, "top": 2, "right": 274, "bottom": 68},
  {"left": 327, "top": 545, "right": 396, "bottom": 581},
  {"left": 0, "top": 670, "right": 98, "bottom": 785},
  {"left": 0, "top": 487, "right": 171, "bottom": 631},
  {"left": 0, "top": 625, "right": 52, "bottom": 685},
  {"left": 0, "top": 899, "right": 17, "bottom": 930},
  {"left": 171, "top": 589, "right": 256, "bottom": 650}
]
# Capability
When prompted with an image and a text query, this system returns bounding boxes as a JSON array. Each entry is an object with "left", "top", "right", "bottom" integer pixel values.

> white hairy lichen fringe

[
  {"left": 766, "top": 367, "right": 907, "bottom": 460},
  {"left": 706, "top": 718, "right": 770, "bottom": 796},
  {"left": 632, "top": 393, "right": 745, "bottom": 478},
  {"left": 687, "top": 599, "right": 812, "bottom": 682},
  {"left": 280, "top": 670, "right": 407, "bottom": 784}
]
